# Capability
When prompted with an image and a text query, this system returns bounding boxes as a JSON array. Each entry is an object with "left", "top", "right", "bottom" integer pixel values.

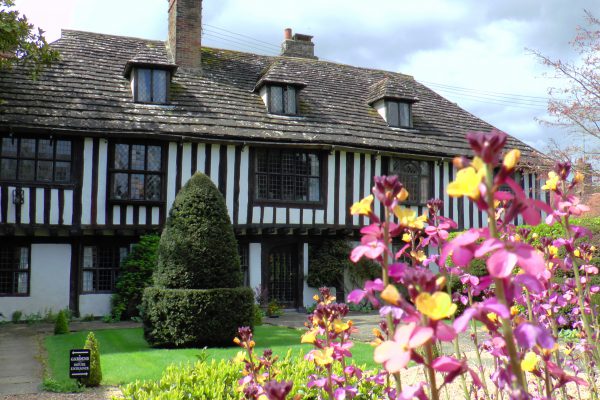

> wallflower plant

[{"left": 235, "top": 129, "right": 599, "bottom": 399}]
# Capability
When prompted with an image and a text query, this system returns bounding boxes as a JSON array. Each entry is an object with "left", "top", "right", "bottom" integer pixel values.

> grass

[{"left": 44, "top": 325, "right": 378, "bottom": 387}]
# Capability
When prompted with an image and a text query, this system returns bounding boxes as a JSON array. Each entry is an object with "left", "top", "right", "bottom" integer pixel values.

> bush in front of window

[
  {"left": 153, "top": 173, "right": 242, "bottom": 289},
  {"left": 110, "top": 234, "right": 160, "bottom": 320},
  {"left": 142, "top": 172, "right": 254, "bottom": 347}
]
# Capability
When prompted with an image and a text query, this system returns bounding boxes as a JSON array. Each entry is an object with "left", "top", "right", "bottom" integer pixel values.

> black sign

[{"left": 69, "top": 349, "right": 90, "bottom": 379}]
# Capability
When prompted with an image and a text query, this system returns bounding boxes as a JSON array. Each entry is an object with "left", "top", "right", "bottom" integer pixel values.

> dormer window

[
  {"left": 133, "top": 68, "right": 169, "bottom": 104},
  {"left": 386, "top": 100, "right": 412, "bottom": 128},
  {"left": 268, "top": 85, "right": 297, "bottom": 115}
]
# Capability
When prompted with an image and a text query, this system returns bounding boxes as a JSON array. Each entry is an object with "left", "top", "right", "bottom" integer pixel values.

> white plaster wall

[
  {"left": 79, "top": 294, "right": 112, "bottom": 317},
  {"left": 0, "top": 244, "right": 70, "bottom": 317},
  {"left": 374, "top": 99, "right": 386, "bottom": 121}
]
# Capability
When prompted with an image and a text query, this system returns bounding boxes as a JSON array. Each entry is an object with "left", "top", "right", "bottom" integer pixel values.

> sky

[{"left": 12, "top": 0, "right": 600, "bottom": 153}]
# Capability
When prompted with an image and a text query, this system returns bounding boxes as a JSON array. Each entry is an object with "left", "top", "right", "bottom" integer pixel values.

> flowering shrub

[{"left": 235, "top": 130, "right": 599, "bottom": 399}]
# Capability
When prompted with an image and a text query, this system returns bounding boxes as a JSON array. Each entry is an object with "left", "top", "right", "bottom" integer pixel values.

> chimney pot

[
  {"left": 280, "top": 28, "right": 317, "bottom": 59},
  {"left": 284, "top": 28, "right": 292, "bottom": 40}
]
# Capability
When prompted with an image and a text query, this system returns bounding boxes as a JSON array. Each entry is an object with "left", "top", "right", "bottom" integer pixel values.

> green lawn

[{"left": 44, "top": 325, "right": 377, "bottom": 386}]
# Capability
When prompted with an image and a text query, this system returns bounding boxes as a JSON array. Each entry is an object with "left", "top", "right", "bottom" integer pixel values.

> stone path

[{"left": 0, "top": 321, "right": 139, "bottom": 397}]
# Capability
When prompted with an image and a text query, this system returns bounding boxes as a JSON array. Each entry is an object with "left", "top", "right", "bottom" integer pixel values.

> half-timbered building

[{"left": 0, "top": 0, "right": 543, "bottom": 317}]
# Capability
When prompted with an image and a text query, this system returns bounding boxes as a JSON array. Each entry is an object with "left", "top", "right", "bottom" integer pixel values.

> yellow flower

[
  {"left": 333, "top": 319, "right": 350, "bottom": 334},
  {"left": 301, "top": 329, "right": 318, "bottom": 344},
  {"left": 381, "top": 284, "right": 401, "bottom": 305},
  {"left": 487, "top": 312, "right": 498, "bottom": 323},
  {"left": 350, "top": 195, "right": 374, "bottom": 216},
  {"left": 548, "top": 245, "right": 558, "bottom": 256},
  {"left": 415, "top": 292, "right": 457, "bottom": 320},
  {"left": 510, "top": 306, "right": 520, "bottom": 317},
  {"left": 502, "top": 149, "right": 521, "bottom": 170},
  {"left": 521, "top": 351, "right": 539, "bottom": 372},
  {"left": 410, "top": 250, "right": 426, "bottom": 262},
  {"left": 313, "top": 294, "right": 320, "bottom": 301},
  {"left": 396, "top": 188, "right": 409, "bottom": 202},
  {"left": 447, "top": 167, "right": 483, "bottom": 199},
  {"left": 402, "top": 233, "right": 412, "bottom": 242},
  {"left": 233, "top": 351, "right": 246, "bottom": 363},
  {"left": 574, "top": 171, "right": 584, "bottom": 184},
  {"left": 574, "top": 249, "right": 581, "bottom": 258},
  {"left": 313, "top": 347, "right": 334, "bottom": 366},
  {"left": 532, "top": 233, "right": 539, "bottom": 239},
  {"left": 393, "top": 207, "right": 427, "bottom": 229},
  {"left": 542, "top": 171, "right": 559, "bottom": 191}
]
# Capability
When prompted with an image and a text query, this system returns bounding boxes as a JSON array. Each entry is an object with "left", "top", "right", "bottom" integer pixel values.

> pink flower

[
  {"left": 350, "top": 224, "right": 387, "bottom": 262},
  {"left": 373, "top": 322, "right": 433, "bottom": 373},
  {"left": 474, "top": 238, "right": 545, "bottom": 278},
  {"left": 440, "top": 228, "right": 485, "bottom": 268},
  {"left": 347, "top": 279, "right": 384, "bottom": 307}
]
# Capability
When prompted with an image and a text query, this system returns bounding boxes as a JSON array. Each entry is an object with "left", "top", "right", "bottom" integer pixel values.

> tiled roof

[
  {"left": 0, "top": 29, "right": 537, "bottom": 159},
  {"left": 366, "top": 76, "right": 419, "bottom": 104}
]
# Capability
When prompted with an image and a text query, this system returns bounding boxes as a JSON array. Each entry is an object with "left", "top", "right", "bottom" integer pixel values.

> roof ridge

[{"left": 60, "top": 29, "right": 166, "bottom": 44}]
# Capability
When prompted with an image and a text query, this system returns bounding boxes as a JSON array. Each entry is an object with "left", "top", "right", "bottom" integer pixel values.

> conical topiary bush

[{"left": 141, "top": 173, "right": 254, "bottom": 347}]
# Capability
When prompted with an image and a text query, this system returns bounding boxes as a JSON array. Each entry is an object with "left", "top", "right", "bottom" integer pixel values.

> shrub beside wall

[{"left": 111, "top": 234, "right": 160, "bottom": 320}]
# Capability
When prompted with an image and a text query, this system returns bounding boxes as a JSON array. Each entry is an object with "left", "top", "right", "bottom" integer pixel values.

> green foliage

[
  {"left": 11, "top": 310, "right": 21, "bottom": 323},
  {"left": 0, "top": 0, "right": 60, "bottom": 79},
  {"left": 153, "top": 173, "right": 241, "bottom": 289},
  {"left": 121, "top": 350, "right": 383, "bottom": 400},
  {"left": 266, "top": 299, "right": 283, "bottom": 317},
  {"left": 307, "top": 239, "right": 353, "bottom": 288},
  {"left": 111, "top": 234, "right": 160, "bottom": 320},
  {"left": 252, "top": 304, "right": 264, "bottom": 326},
  {"left": 41, "top": 378, "right": 82, "bottom": 393},
  {"left": 141, "top": 286, "right": 254, "bottom": 347},
  {"left": 81, "top": 332, "right": 102, "bottom": 387},
  {"left": 53, "top": 310, "right": 69, "bottom": 335}
]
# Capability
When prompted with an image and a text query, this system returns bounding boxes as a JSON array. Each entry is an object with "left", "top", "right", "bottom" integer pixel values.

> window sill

[
  {"left": 387, "top": 126, "right": 418, "bottom": 132},
  {"left": 0, "top": 181, "right": 76, "bottom": 189},
  {"left": 80, "top": 291, "right": 114, "bottom": 295},
  {"left": 0, "top": 293, "right": 29, "bottom": 297},
  {"left": 253, "top": 199, "right": 324, "bottom": 208},
  {"left": 266, "top": 113, "right": 306, "bottom": 120},
  {"left": 133, "top": 102, "right": 176, "bottom": 109},
  {"left": 108, "top": 199, "right": 164, "bottom": 207}
]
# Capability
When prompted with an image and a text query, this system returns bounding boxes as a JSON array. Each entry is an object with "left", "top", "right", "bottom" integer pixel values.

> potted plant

[{"left": 266, "top": 299, "right": 283, "bottom": 318}]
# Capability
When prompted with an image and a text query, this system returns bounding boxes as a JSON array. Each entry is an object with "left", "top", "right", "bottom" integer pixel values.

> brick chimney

[
  {"left": 168, "top": 0, "right": 202, "bottom": 70},
  {"left": 280, "top": 28, "right": 318, "bottom": 59}
]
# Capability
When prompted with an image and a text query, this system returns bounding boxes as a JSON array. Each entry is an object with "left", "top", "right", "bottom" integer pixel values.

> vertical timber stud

[{"left": 69, "top": 239, "right": 80, "bottom": 316}]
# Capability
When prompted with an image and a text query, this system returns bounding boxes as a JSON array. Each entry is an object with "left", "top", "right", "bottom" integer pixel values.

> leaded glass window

[
  {"left": 255, "top": 149, "right": 320, "bottom": 202},
  {"left": 0, "top": 246, "right": 29, "bottom": 296},
  {"left": 269, "top": 85, "right": 297, "bottom": 115},
  {"left": 389, "top": 159, "right": 431, "bottom": 205},
  {"left": 239, "top": 244, "right": 250, "bottom": 287},
  {"left": 82, "top": 245, "right": 130, "bottom": 293},
  {"left": 134, "top": 68, "right": 169, "bottom": 104},
  {"left": 386, "top": 100, "right": 413, "bottom": 128},
  {"left": 110, "top": 143, "right": 163, "bottom": 202},
  {"left": 0, "top": 137, "right": 72, "bottom": 183}
]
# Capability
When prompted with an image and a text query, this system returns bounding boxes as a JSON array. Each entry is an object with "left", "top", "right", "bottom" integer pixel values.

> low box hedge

[{"left": 141, "top": 286, "right": 254, "bottom": 348}]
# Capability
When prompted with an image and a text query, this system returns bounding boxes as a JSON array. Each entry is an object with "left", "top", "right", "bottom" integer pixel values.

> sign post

[{"left": 69, "top": 349, "right": 90, "bottom": 379}]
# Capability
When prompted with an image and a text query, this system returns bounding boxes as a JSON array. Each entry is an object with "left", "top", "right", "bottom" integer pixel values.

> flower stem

[
  {"left": 424, "top": 341, "right": 440, "bottom": 400},
  {"left": 484, "top": 165, "right": 527, "bottom": 393}
]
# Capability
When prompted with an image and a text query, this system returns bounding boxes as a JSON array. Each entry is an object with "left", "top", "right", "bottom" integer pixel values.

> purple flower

[
  {"left": 514, "top": 323, "right": 555, "bottom": 350},
  {"left": 264, "top": 380, "right": 293, "bottom": 400}
]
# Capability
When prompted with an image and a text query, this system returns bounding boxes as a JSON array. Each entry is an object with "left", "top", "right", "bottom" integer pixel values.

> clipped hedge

[
  {"left": 153, "top": 173, "right": 241, "bottom": 290},
  {"left": 142, "top": 286, "right": 254, "bottom": 347}
]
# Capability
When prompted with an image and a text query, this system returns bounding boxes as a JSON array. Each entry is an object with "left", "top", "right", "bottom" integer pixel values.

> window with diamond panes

[
  {"left": 110, "top": 143, "right": 163, "bottom": 202},
  {"left": 0, "top": 246, "right": 29, "bottom": 296},
  {"left": 239, "top": 244, "right": 250, "bottom": 287},
  {"left": 135, "top": 68, "right": 169, "bottom": 104},
  {"left": 82, "top": 245, "right": 130, "bottom": 293},
  {"left": 386, "top": 100, "right": 413, "bottom": 128},
  {"left": 255, "top": 149, "right": 320, "bottom": 202},
  {"left": 0, "top": 137, "right": 72, "bottom": 184},
  {"left": 389, "top": 159, "right": 431, "bottom": 205},
  {"left": 268, "top": 85, "right": 297, "bottom": 115}
]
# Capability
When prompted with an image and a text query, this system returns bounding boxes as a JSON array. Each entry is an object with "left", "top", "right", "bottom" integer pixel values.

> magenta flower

[
  {"left": 440, "top": 228, "right": 485, "bottom": 268},
  {"left": 474, "top": 238, "right": 545, "bottom": 278},
  {"left": 374, "top": 322, "right": 433, "bottom": 373},
  {"left": 347, "top": 279, "right": 384, "bottom": 307},
  {"left": 514, "top": 322, "right": 555, "bottom": 350},
  {"left": 454, "top": 298, "right": 510, "bottom": 333},
  {"left": 350, "top": 224, "right": 387, "bottom": 263}
]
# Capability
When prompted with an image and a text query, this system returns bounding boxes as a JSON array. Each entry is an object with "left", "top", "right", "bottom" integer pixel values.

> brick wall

[{"left": 168, "top": 0, "right": 202, "bottom": 69}]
